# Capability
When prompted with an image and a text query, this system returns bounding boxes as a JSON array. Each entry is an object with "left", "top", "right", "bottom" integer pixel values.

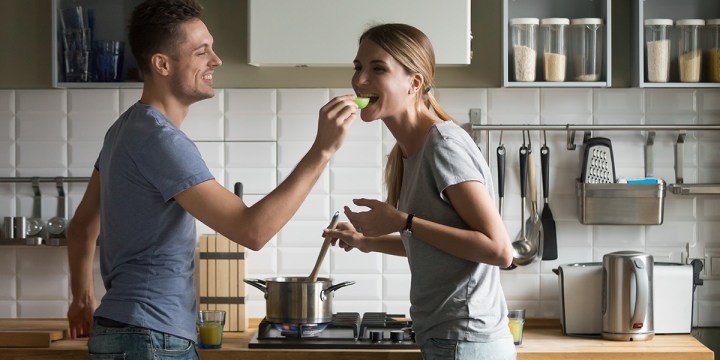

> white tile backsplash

[
  {"left": 0, "top": 142, "right": 15, "bottom": 168},
  {"left": 184, "top": 90, "right": 224, "bottom": 141},
  {"left": 67, "top": 89, "right": 119, "bottom": 114},
  {"left": 277, "top": 89, "right": 329, "bottom": 114},
  {"left": 0, "top": 90, "right": 14, "bottom": 113},
  {"left": 16, "top": 112, "right": 67, "bottom": 142},
  {"left": 0, "top": 87, "right": 717, "bottom": 326},
  {"left": 540, "top": 88, "right": 593, "bottom": 116},
  {"left": 0, "top": 113, "right": 14, "bottom": 142},
  {"left": 15, "top": 90, "right": 65, "bottom": 113}
]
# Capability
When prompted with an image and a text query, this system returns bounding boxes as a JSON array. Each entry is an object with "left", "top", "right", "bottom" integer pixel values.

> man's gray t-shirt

[
  {"left": 397, "top": 120, "right": 510, "bottom": 346},
  {"left": 93, "top": 102, "right": 213, "bottom": 341}
]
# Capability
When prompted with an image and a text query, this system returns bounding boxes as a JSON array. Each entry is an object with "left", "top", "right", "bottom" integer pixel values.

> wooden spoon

[{"left": 308, "top": 211, "right": 340, "bottom": 282}]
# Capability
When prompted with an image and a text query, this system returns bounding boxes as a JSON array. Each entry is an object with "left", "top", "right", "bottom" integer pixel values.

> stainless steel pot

[{"left": 244, "top": 277, "right": 354, "bottom": 324}]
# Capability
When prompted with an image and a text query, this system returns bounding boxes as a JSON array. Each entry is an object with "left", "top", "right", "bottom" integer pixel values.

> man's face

[{"left": 168, "top": 19, "right": 222, "bottom": 105}]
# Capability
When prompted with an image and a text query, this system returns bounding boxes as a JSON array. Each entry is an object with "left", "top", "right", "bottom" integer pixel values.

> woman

[{"left": 324, "top": 23, "right": 516, "bottom": 360}]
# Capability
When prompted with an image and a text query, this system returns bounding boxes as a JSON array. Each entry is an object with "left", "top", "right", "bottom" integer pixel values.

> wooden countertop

[{"left": 0, "top": 319, "right": 713, "bottom": 360}]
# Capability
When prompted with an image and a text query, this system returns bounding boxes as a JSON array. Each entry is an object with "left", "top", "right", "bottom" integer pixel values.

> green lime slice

[{"left": 354, "top": 97, "right": 370, "bottom": 109}]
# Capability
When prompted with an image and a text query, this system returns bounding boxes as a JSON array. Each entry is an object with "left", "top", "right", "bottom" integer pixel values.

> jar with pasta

[
  {"left": 510, "top": 18, "right": 539, "bottom": 82},
  {"left": 706, "top": 19, "right": 720, "bottom": 82},
  {"left": 644, "top": 19, "right": 673, "bottom": 82},
  {"left": 677, "top": 19, "right": 705, "bottom": 82},
  {"left": 541, "top": 18, "right": 570, "bottom": 82}
]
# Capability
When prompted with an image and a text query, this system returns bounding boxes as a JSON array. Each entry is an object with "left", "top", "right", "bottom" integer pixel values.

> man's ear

[{"left": 150, "top": 53, "right": 171, "bottom": 76}]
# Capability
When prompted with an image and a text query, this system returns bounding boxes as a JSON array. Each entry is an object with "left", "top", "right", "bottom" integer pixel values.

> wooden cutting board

[
  {"left": 198, "top": 233, "right": 248, "bottom": 332},
  {"left": 0, "top": 319, "right": 69, "bottom": 348}
]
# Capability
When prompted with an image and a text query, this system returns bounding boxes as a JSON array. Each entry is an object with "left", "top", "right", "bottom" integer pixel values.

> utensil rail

[
  {"left": 469, "top": 120, "right": 720, "bottom": 196},
  {"left": 0, "top": 177, "right": 90, "bottom": 183}
]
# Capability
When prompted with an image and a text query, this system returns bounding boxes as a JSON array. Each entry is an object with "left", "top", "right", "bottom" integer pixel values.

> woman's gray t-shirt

[{"left": 397, "top": 120, "right": 510, "bottom": 345}]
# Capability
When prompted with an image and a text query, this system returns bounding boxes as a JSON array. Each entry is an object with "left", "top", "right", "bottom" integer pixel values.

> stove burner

[
  {"left": 250, "top": 312, "right": 417, "bottom": 349},
  {"left": 274, "top": 323, "right": 328, "bottom": 338}
]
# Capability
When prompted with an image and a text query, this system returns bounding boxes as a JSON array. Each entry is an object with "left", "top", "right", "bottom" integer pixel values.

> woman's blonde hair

[{"left": 359, "top": 23, "right": 454, "bottom": 208}]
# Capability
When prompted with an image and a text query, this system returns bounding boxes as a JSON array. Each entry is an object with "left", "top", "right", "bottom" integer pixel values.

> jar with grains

[
  {"left": 677, "top": 19, "right": 705, "bottom": 82},
  {"left": 510, "top": 18, "right": 539, "bottom": 82},
  {"left": 570, "top": 18, "right": 604, "bottom": 81},
  {"left": 644, "top": 19, "right": 673, "bottom": 82},
  {"left": 706, "top": 19, "right": 720, "bottom": 82},
  {"left": 541, "top": 18, "right": 570, "bottom": 82}
]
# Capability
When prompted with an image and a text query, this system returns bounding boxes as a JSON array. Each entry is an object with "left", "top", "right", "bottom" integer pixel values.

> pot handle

[
  {"left": 320, "top": 281, "right": 355, "bottom": 301},
  {"left": 243, "top": 278, "right": 268, "bottom": 299},
  {"left": 630, "top": 259, "right": 649, "bottom": 330}
]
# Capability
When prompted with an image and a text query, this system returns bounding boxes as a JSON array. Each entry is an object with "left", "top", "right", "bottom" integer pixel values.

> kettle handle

[{"left": 631, "top": 259, "right": 649, "bottom": 329}]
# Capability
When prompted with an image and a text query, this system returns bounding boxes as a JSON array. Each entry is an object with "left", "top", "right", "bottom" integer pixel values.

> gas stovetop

[{"left": 248, "top": 312, "right": 418, "bottom": 349}]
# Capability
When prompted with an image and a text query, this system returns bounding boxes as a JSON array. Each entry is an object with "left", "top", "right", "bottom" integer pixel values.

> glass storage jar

[
  {"left": 705, "top": 19, "right": 720, "bottom": 82},
  {"left": 644, "top": 19, "right": 673, "bottom": 82},
  {"left": 541, "top": 18, "right": 570, "bottom": 82},
  {"left": 570, "top": 18, "right": 604, "bottom": 81},
  {"left": 510, "top": 18, "right": 539, "bottom": 82},
  {"left": 677, "top": 19, "right": 705, "bottom": 82}
]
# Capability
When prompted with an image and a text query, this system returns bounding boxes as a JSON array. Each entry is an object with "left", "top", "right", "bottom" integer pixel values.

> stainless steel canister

[
  {"left": 2, "top": 217, "right": 14, "bottom": 239},
  {"left": 13, "top": 216, "right": 27, "bottom": 239}
]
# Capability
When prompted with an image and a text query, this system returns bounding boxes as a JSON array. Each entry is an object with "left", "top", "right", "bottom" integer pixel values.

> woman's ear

[
  {"left": 150, "top": 53, "right": 171, "bottom": 76},
  {"left": 408, "top": 73, "right": 424, "bottom": 94}
]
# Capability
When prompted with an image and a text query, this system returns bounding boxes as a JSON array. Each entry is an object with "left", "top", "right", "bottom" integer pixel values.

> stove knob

[
  {"left": 370, "top": 330, "right": 384, "bottom": 343},
  {"left": 390, "top": 330, "right": 404, "bottom": 343}
]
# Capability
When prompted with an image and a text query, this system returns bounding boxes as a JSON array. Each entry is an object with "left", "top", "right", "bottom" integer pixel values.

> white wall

[{"left": 0, "top": 88, "right": 718, "bottom": 327}]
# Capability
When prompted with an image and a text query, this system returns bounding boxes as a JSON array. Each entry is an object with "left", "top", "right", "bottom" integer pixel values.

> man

[{"left": 66, "top": 0, "right": 358, "bottom": 358}]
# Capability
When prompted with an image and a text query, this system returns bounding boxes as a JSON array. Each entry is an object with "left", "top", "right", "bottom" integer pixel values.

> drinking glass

[{"left": 197, "top": 310, "right": 226, "bottom": 349}]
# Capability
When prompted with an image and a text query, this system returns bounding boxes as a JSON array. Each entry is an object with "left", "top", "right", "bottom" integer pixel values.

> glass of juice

[
  {"left": 507, "top": 309, "right": 526, "bottom": 345},
  {"left": 197, "top": 310, "right": 226, "bottom": 349}
]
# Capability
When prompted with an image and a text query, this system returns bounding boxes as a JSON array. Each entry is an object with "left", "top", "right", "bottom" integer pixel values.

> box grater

[{"left": 580, "top": 137, "right": 616, "bottom": 184}]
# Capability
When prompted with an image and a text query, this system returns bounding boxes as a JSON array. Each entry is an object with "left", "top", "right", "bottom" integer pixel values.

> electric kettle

[{"left": 602, "top": 251, "right": 654, "bottom": 341}]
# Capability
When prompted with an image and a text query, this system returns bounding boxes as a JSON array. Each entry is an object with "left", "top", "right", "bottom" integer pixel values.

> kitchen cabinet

[
  {"left": 502, "top": 0, "right": 611, "bottom": 87},
  {"left": 52, "top": 0, "right": 143, "bottom": 88},
  {"left": 247, "top": 0, "right": 471, "bottom": 67},
  {"left": 633, "top": 0, "right": 720, "bottom": 87}
]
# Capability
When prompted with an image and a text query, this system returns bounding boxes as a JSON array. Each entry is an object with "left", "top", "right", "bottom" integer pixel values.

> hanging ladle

[
  {"left": 46, "top": 177, "right": 68, "bottom": 245},
  {"left": 511, "top": 133, "right": 538, "bottom": 266}
]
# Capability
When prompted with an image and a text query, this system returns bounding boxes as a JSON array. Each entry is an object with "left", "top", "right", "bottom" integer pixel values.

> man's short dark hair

[{"left": 128, "top": 0, "right": 203, "bottom": 76}]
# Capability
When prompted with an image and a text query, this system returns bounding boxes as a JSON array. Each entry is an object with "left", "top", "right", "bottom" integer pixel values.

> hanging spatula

[{"left": 540, "top": 137, "right": 558, "bottom": 260}]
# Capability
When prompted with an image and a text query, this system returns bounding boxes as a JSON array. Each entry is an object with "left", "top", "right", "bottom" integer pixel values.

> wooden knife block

[{"left": 197, "top": 234, "right": 248, "bottom": 332}]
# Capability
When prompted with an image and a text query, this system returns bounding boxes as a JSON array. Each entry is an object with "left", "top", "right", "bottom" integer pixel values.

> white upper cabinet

[{"left": 247, "top": 0, "right": 472, "bottom": 67}]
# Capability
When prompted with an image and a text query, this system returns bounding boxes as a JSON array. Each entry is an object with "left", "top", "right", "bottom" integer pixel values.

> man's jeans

[{"left": 88, "top": 317, "right": 199, "bottom": 360}]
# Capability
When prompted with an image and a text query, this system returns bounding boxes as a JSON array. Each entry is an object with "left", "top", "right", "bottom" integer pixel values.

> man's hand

[{"left": 67, "top": 295, "right": 97, "bottom": 338}]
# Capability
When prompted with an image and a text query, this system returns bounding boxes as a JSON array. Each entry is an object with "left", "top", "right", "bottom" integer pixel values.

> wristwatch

[{"left": 402, "top": 213, "right": 415, "bottom": 236}]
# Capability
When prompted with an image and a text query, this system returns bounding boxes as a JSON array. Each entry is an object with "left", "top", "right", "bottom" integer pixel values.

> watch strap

[{"left": 404, "top": 213, "right": 415, "bottom": 232}]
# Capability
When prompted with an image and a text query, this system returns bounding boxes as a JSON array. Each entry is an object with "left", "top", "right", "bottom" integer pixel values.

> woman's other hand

[{"left": 342, "top": 198, "right": 405, "bottom": 237}]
